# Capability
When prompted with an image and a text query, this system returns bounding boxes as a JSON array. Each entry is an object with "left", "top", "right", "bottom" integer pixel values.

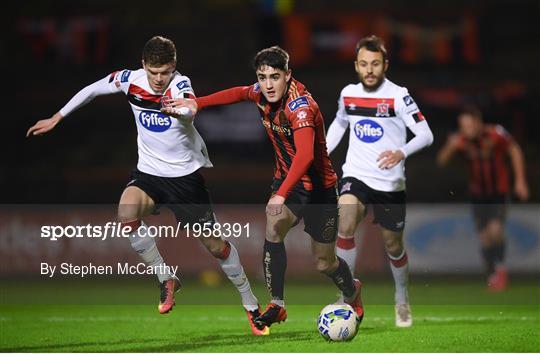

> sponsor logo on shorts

[
  {"left": 354, "top": 119, "right": 384, "bottom": 143},
  {"left": 340, "top": 182, "right": 352, "bottom": 194},
  {"left": 139, "top": 111, "right": 171, "bottom": 132},
  {"left": 322, "top": 216, "right": 337, "bottom": 241}
]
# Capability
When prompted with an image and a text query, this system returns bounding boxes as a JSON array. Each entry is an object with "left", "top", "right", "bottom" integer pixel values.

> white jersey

[
  {"left": 333, "top": 78, "right": 426, "bottom": 192},
  {"left": 60, "top": 69, "right": 212, "bottom": 177}
]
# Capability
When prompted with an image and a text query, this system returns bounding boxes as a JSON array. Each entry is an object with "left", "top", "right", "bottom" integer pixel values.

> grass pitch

[{"left": 1, "top": 278, "right": 538, "bottom": 352}]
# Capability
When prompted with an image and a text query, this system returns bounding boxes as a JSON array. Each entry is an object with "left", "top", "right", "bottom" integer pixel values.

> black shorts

[
  {"left": 271, "top": 180, "right": 339, "bottom": 244},
  {"left": 471, "top": 195, "right": 507, "bottom": 230},
  {"left": 339, "top": 176, "right": 406, "bottom": 232},
  {"left": 126, "top": 169, "right": 215, "bottom": 225}
]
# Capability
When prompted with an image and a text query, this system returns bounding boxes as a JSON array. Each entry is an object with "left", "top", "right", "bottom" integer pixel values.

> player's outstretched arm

[
  {"left": 163, "top": 86, "right": 251, "bottom": 118},
  {"left": 508, "top": 141, "right": 529, "bottom": 201},
  {"left": 26, "top": 75, "right": 118, "bottom": 137}
]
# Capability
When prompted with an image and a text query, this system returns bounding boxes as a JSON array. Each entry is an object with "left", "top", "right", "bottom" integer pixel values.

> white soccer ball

[{"left": 317, "top": 304, "right": 359, "bottom": 341}]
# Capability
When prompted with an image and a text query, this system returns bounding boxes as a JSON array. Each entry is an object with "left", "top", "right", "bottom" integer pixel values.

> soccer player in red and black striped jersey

[
  {"left": 163, "top": 46, "right": 364, "bottom": 328},
  {"left": 437, "top": 106, "right": 529, "bottom": 291}
]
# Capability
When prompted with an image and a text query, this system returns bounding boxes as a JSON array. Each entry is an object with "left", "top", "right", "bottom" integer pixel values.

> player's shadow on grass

[
  {"left": 137, "top": 331, "right": 316, "bottom": 352},
  {"left": 0, "top": 338, "right": 165, "bottom": 352},
  {"left": 0, "top": 331, "right": 316, "bottom": 352}
]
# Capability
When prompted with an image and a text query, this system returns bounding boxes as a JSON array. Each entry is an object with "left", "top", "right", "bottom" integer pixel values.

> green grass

[{"left": 1, "top": 278, "right": 539, "bottom": 352}]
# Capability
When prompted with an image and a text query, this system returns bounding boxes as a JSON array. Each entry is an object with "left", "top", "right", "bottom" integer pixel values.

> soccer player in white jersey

[
  {"left": 326, "top": 35, "right": 434, "bottom": 327},
  {"left": 26, "top": 36, "right": 269, "bottom": 335}
]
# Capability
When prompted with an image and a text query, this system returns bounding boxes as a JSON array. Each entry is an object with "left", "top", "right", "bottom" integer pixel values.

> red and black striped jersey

[
  {"left": 454, "top": 124, "right": 513, "bottom": 197},
  {"left": 244, "top": 79, "right": 337, "bottom": 193},
  {"left": 195, "top": 78, "right": 337, "bottom": 197}
]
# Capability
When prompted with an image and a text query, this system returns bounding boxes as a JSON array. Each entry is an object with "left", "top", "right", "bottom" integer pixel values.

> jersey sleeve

[
  {"left": 108, "top": 69, "right": 134, "bottom": 94},
  {"left": 58, "top": 71, "right": 126, "bottom": 117},
  {"left": 395, "top": 88, "right": 426, "bottom": 127},
  {"left": 172, "top": 76, "right": 196, "bottom": 99},
  {"left": 245, "top": 83, "right": 261, "bottom": 101},
  {"left": 335, "top": 87, "right": 349, "bottom": 123},
  {"left": 195, "top": 85, "right": 255, "bottom": 110},
  {"left": 288, "top": 96, "right": 315, "bottom": 130},
  {"left": 493, "top": 124, "right": 513, "bottom": 150}
]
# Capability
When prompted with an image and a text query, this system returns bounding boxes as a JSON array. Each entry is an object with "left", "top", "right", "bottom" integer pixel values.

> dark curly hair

[
  {"left": 253, "top": 46, "right": 290, "bottom": 71},
  {"left": 142, "top": 36, "right": 177, "bottom": 66}
]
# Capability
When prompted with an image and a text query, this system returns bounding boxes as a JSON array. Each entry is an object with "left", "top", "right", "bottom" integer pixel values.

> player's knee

[
  {"left": 201, "top": 237, "right": 226, "bottom": 258},
  {"left": 384, "top": 238, "right": 403, "bottom": 256},
  {"left": 338, "top": 207, "right": 362, "bottom": 236},
  {"left": 338, "top": 220, "right": 357, "bottom": 236},
  {"left": 117, "top": 205, "right": 140, "bottom": 223},
  {"left": 265, "top": 217, "right": 290, "bottom": 242},
  {"left": 486, "top": 219, "right": 503, "bottom": 236},
  {"left": 314, "top": 256, "right": 336, "bottom": 274}
]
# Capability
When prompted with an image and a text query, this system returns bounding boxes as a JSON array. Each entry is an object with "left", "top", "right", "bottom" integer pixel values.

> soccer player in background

[
  {"left": 163, "top": 46, "right": 364, "bottom": 329},
  {"left": 26, "top": 36, "right": 269, "bottom": 336},
  {"left": 325, "top": 35, "right": 434, "bottom": 327},
  {"left": 437, "top": 106, "right": 529, "bottom": 292}
]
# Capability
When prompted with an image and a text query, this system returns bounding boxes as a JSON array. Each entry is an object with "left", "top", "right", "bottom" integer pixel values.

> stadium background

[
  {"left": 4, "top": 1, "right": 540, "bottom": 284},
  {"left": 2, "top": 1, "right": 539, "bottom": 352}
]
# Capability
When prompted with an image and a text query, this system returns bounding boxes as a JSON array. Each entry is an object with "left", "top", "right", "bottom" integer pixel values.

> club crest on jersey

[
  {"left": 376, "top": 103, "right": 390, "bottom": 117},
  {"left": 288, "top": 96, "right": 309, "bottom": 111},
  {"left": 176, "top": 80, "right": 190, "bottom": 90},
  {"left": 253, "top": 83, "right": 261, "bottom": 93},
  {"left": 354, "top": 119, "right": 384, "bottom": 143},
  {"left": 139, "top": 111, "right": 171, "bottom": 132}
]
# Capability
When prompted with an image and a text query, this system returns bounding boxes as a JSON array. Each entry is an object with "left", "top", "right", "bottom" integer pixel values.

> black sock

[
  {"left": 263, "top": 240, "right": 287, "bottom": 301},
  {"left": 328, "top": 257, "right": 356, "bottom": 298},
  {"left": 481, "top": 246, "right": 496, "bottom": 275},
  {"left": 493, "top": 241, "right": 506, "bottom": 265}
]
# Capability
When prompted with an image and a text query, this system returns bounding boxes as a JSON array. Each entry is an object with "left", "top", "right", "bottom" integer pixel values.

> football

[{"left": 317, "top": 304, "right": 359, "bottom": 341}]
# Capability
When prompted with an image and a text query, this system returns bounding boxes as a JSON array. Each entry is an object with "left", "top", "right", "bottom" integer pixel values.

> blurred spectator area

[{"left": 9, "top": 0, "right": 540, "bottom": 203}]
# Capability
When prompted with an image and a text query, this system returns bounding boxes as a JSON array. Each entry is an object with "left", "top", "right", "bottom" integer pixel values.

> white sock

[
  {"left": 270, "top": 299, "right": 285, "bottom": 308},
  {"left": 219, "top": 242, "right": 258, "bottom": 311},
  {"left": 388, "top": 250, "right": 409, "bottom": 305},
  {"left": 336, "top": 235, "right": 357, "bottom": 276},
  {"left": 128, "top": 221, "right": 174, "bottom": 283}
]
